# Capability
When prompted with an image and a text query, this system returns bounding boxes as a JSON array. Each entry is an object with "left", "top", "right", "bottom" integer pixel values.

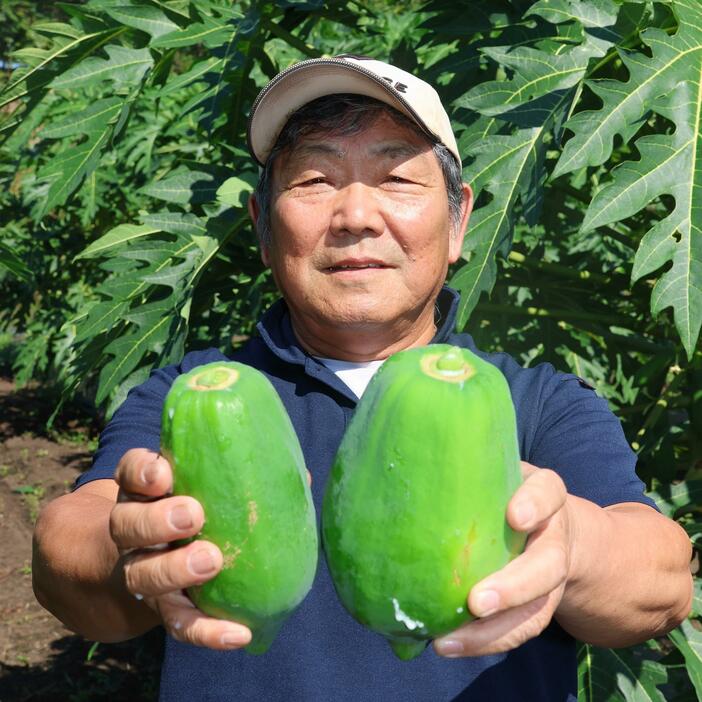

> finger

[
  {"left": 110, "top": 495, "right": 205, "bottom": 550},
  {"left": 151, "top": 590, "right": 252, "bottom": 650},
  {"left": 519, "top": 460, "right": 539, "bottom": 479},
  {"left": 123, "top": 539, "right": 222, "bottom": 598},
  {"left": 467, "top": 532, "right": 568, "bottom": 617},
  {"left": 508, "top": 468, "right": 567, "bottom": 531},
  {"left": 115, "top": 449, "right": 173, "bottom": 498},
  {"left": 434, "top": 591, "right": 557, "bottom": 657},
  {"left": 307, "top": 470, "right": 312, "bottom": 487}
]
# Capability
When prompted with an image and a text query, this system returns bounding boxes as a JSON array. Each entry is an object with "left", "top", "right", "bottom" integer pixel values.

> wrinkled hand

[
  {"left": 109, "top": 448, "right": 253, "bottom": 650},
  {"left": 434, "top": 461, "right": 573, "bottom": 657}
]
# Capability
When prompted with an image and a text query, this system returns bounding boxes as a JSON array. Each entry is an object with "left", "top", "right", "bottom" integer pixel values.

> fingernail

[
  {"left": 473, "top": 589, "right": 500, "bottom": 617},
  {"left": 189, "top": 548, "right": 216, "bottom": 575},
  {"left": 169, "top": 505, "right": 193, "bottom": 530},
  {"left": 221, "top": 630, "right": 249, "bottom": 646},
  {"left": 435, "top": 639, "right": 463, "bottom": 657},
  {"left": 142, "top": 462, "right": 158, "bottom": 485},
  {"left": 514, "top": 502, "right": 534, "bottom": 527}
]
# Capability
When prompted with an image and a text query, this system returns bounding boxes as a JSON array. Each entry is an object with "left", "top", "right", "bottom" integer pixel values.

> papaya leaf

[
  {"left": 13, "top": 328, "right": 52, "bottom": 389},
  {"left": 0, "top": 29, "right": 113, "bottom": 109},
  {"left": 186, "top": 209, "right": 250, "bottom": 288},
  {"left": 527, "top": 0, "right": 620, "bottom": 30},
  {"left": 103, "top": 5, "right": 181, "bottom": 41},
  {"left": 139, "top": 169, "right": 220, "bottom": 204},
  {"left": 72, "top": 233, "right": 195, "bottom": 325},
  {"left": 553, "top": 0, "right": 702, "bottom": 178},
  {"left": 104, "top": 365, "right": 152, "bottom": 420},
  {"left": 96, "top": 313, "right": 173, "bottom": 404},
  {"left": 36, "top": 128, "right": 111, "bottom": 216},
  {"left": 0, "top": 240, "right": 32, "bottom": 281},
  {"left": 693, "top": 579, "right": 702, "bottom": 619},
  {"left": 156, "top": 55, "right": 225, "bottom": 97},
  {"left": 668, "top": 621, "right": 702, "bottom": 699},
  {"left": 41, "top": 97, "right": 124, "bottom": 139},
  {"left": 449, "top": 4, "right": 626, "bottom": 329},
  {"left": 150, "top": 12, "right": 238, "bottom": 49},
  {"left": 216, "top": 174, "right": 256, "bottom": 207},
  {"left": 31, "top": 21, "right": 84, "bottom": 40},
  {"left": 80, "top": 237, "right": 198, "bottom": 404},
  {"left": 123, "top": 299, "right": 179, "bottom": 327},
  {"left": 177, "top": 5, "right": 260, "bottom": 133},
  {"left": 648, "top": 479, "right": 702, "bottom": 518},
  {"left": 456, "top": 43, "right": 601, "bottom": 117},
  {"left": 71, "top": 299, "right": 129, "bottom": 343},
  {"left": 577, "top": 644, "right": 667, "bottom": 701},
  {"left": 581, "top": 80, "right": 702, "bottom": 357},
  {"left": 70, "top": 207, "right": 245, "bottom": 406},
  {"left": 528, "top": 0, "right": 652, "bottom": 59},
  {"left": 143, "top": 256, "right": 201, "bottom": 289},
  {"left": 12, "top": 47, "right": 64, "bottom": 69},
  {"left": 451, "top": 93, "right": 586, "bottom": 327},
  {"left": 75, "top": 223, "right": 161, "bottom": 260},
  {"left": 451, "top": 128, "right": 545, "bottom": 327},
  {"left": 139, "top": 212, "right": 207, "bottom": 236},
  {"left": 51, "top": 45, "right": 153, "bottom": 90}
]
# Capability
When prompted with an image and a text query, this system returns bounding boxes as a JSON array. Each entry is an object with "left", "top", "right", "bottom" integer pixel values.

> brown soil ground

[{"left": 0, "top": 378, "right": 162, "bottom": 701}]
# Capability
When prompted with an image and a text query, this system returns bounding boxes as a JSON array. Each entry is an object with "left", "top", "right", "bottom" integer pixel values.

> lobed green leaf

[
  {"left": 75, "top": 224, "right": 161, "bottom": 260},
  {"left": 51, "top": 44, "right": 153, "bottom": 90},
  {"left": 577, "top": 643, "right": 667, "bottom": 701},
  {"left": 139, "top": 169, "right": 219, "bottom": 204},
  {"left": 103, "top": 5, "right": 181, "bottom": 41},
  {"left": 41, "top": 97, "right": 124, "bottom": 139},
  {"left": 668, "top": 620, "right": 702, "bottom": 699},
  {"left": 582, "top": 80, "right": 702, "bottom": 357}
]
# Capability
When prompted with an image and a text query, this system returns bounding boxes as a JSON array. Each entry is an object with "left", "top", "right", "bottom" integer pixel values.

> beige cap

[{"left": 247, "top": 54, "right": 461, "bottom": 168}]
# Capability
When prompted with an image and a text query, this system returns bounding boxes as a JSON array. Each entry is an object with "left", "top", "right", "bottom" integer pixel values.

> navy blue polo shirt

[{"left": 76, "top": 287, "right": 656, "bottom": 701}]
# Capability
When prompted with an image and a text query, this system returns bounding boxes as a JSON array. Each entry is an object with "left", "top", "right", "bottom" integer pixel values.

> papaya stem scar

[{"left": 188, "top": 366, "right": 240, "bottom": 391}]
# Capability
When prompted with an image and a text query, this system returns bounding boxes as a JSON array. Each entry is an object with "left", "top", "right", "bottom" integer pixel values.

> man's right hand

[{"left": 109, "top": 448, "right": 253, "bottom": 649}]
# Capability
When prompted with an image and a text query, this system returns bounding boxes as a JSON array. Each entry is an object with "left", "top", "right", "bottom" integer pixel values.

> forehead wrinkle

[
  {"left": 287, "top": 142, "right": 346, "bottom": 161},
  {"left": 285, "top": 138, "right": 428, "bottom": 164}
]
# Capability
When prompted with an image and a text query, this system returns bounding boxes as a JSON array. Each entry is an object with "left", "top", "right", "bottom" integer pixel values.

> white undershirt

[{"left": 315, "top": 357, "right": 385, "bottom": 398}]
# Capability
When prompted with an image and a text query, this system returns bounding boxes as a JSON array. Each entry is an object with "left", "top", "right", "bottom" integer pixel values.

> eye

[
  {"left": 286, "top": 175, "right": 331, "bottom": 192},
  {"left": 302, "top": 177, "right": 327, "bottom": 186},
  {"left": 385, "top": 174, "right": 419, "bottom": 188}
]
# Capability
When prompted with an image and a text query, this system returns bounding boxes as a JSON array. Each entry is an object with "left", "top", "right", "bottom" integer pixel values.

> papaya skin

[
  {"left": 161, "top": 361, "right": 319, "bottom": 655},
  {"left": 322, "top": 345, "right": 526, "bottom": 660}
]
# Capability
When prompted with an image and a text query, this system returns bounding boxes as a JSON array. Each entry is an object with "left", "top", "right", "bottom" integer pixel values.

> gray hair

[{"left": 253, "top": 94, "right": 464, "bottom": 247}]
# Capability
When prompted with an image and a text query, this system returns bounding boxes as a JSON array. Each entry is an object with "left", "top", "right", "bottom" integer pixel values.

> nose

[{"left": 329, "top": 182, "right": 385, "bottom": 239}]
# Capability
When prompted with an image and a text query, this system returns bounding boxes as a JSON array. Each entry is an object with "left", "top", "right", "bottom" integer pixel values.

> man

[{"left": 32, "top": 56, "right": 692, "bottom": 701}]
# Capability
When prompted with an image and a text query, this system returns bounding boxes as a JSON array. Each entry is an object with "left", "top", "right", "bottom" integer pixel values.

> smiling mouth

[{"left": 325, "top": 262, "right": 390, "bottom": 272}]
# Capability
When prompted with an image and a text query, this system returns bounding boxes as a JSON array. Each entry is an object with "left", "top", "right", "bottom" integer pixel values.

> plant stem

[{"left": 262, "top": 17, "right": 321, "bottom": 58}]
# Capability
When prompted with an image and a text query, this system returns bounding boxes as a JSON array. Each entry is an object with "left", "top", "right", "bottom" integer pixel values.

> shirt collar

[{"left": 256, "top": 285, "right": 460, "bottom": 367}]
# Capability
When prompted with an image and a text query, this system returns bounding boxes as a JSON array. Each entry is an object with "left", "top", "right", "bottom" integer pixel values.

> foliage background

[{"left": 1, "top": 0, "right": 701, "bottom": 698}]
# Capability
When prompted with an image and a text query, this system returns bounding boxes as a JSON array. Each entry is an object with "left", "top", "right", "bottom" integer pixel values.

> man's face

[{"left": 253, "top": 112, "right": 471, "bottom": 344}]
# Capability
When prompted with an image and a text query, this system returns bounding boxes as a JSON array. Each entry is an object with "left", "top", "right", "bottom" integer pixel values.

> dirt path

[{"left": 0, "top": 379, "right": 162, "bottom": 701}]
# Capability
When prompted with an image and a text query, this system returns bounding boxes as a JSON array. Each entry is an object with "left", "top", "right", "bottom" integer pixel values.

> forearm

[
  {"left": 32, "top": 483, "right": 160, "bottom": 642},
  {"left": 555, "top": 497, "right": 693, "bottom": 647}
]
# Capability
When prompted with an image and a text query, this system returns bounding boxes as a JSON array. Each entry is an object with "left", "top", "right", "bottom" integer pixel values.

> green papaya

[
  {"left": 161, "top": 361, "right": 318, "bottom": 654},
  {"left": 322, "top": 345, "right": 526, "bottom": 661}
]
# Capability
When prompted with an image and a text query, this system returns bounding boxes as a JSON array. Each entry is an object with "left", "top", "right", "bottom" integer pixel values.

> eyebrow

[{"left": 370, "top": 142, "right": 425, "bottom": 159}]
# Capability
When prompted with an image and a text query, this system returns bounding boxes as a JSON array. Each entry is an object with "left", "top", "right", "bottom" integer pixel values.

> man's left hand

[{"left": 434, "top": 461, "right": 573, "bottom": 657}]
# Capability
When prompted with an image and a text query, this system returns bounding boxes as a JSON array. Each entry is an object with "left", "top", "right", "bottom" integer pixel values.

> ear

[
  {"left": 248, "top": 193, "right": 271, "bottom": 266},
  {"left": 448, "top": 183, "right": 473, "bottom": 264}
]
